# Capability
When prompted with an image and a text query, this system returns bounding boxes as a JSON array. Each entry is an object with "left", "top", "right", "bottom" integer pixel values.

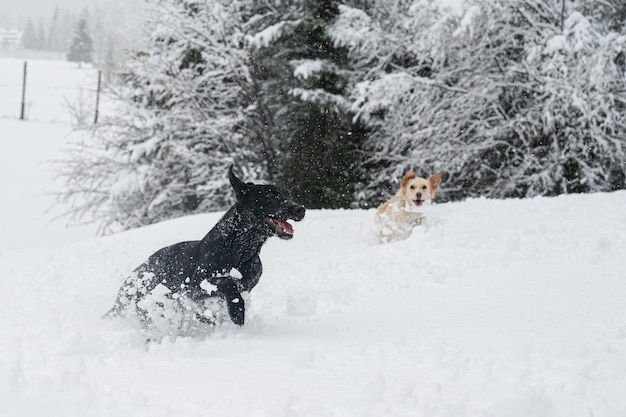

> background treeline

[
  {"left": 59, "top": 0, "right": 626, "bottom": 233},
  {"left": 15, "top": 2, "right": 141, "bottom": 82}
]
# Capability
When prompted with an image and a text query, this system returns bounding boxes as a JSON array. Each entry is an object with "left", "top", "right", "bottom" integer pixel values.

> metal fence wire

[{"left": 0, "top": 59, "right": 102, "bottom": 124}]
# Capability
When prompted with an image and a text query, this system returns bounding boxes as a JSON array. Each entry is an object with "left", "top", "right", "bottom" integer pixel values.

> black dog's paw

[
  {"left": 225, "top": 295, "right": 245, "bottom": 326},
  {"left": 217, "top": 280, "right": 245, "bottom": 326}
]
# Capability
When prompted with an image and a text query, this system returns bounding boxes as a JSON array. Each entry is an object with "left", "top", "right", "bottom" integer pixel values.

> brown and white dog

[{"left": 375, "top": 171, "right": 442, "bottom": 242}]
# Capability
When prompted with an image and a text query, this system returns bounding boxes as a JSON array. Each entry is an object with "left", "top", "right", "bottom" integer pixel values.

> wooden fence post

[
  {"left": 94, "top": 69, "right": 102, "bottom": 124},
  {"left": 20, "top": 61, "right": 27, "bottom": 120}
]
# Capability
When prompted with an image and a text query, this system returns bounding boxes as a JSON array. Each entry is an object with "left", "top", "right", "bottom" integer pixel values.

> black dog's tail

[
  {"left": 102, "top": 274, "right": 142, "bottom": 319},
  {"left": 102, "top": 291, "right": 133, "bottom": 319},
  {"left": 102, "top": 300, "right": 126, "bottom": 319}
]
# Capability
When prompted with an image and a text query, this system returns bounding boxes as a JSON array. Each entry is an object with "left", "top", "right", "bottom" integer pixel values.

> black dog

[{"left": 104, "top": 165, "right": 305, "bottom": 328}]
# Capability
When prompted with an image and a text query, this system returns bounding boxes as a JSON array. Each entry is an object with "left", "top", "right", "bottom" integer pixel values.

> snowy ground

[
  {"left": 1, "top": 57, "right": 626, "bottom": 416},
  {"left": 0, "top": 118, "right": 100, "bottom": 250},
  {"left": 0, "top": 58, "right": 101, "bottom": 124},
  {"left": 0, "top": 57, "right": 102, "bottom": 250}
]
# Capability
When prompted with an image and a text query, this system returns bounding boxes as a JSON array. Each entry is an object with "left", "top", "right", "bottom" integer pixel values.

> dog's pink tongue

[
  {"left": 413, "top": 200, "right": 423, "bottom": 207},
  {"left": 276, "top": 219, "right": 293, "bottom": 235}
]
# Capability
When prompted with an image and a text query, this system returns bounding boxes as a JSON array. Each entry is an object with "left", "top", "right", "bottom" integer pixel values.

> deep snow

[{"left": 1, "top": 57, "right": 626, "bottom": 417}]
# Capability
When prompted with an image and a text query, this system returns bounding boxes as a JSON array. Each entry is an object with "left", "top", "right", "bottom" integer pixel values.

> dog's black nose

[
  {"left": 291, "top": 204, "right": 306, "bottom": 221},
  {"left": 416, "top": 192, "right": 422, "bottom": 199}
]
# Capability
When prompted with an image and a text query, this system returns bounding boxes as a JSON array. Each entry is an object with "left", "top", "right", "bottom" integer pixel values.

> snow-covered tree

[
  {"left": 345, "top": 0, "right": 626, "bottom": 201},
  {"left": 89, "top": 5, "right": 113, "bottom": 76},
  {"left": 89, "top": 1, "right": 145, "bottom": 85},
  {"left": 48, "top": 6, "right": 61, "bottom": 51},
  {"left": 48, "top": 7, "right": 76, "bottom": 53},
  {"left": 330, "top": 0, "right": 461, "bottom": 202},
  {"left": 36, "top": 19, "right": 46, "bottom": 50},
  {"left": 246, "top": 0, "right": 371, "bottom": 209},
  {"left": 67, "top": 12, "right": 94, "bottom": 66},
  {"left": 21, "top": 19, "right": 39, "bottom": 50},
  {"left": 573, "top": 0, "right": 626, "bottom": 31},
  {"left": 57, "top": 0, "right": 256, "bottom": 232},
  {"left": 522, "top": 10, "right": 626, "bottom": 195},
  {"left": 58, "top": 0, "right": 626, "bottom": 231}
]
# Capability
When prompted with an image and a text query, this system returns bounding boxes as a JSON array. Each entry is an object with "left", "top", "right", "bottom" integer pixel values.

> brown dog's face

[{"left": 399, "top": 171, "right": 442, "bottom": 207}]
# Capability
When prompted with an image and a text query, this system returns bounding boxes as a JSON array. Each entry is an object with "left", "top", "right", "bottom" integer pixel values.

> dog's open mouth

[
  {"left": 413, "top": 199, "right": 424, "bottom": 207},
  {"left": 265, "top": 217, "right": 294, "bottom": 239}
]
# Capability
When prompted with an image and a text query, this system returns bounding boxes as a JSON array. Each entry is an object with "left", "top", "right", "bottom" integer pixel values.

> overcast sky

[
  {"left": 1, "top": 0, "right": 464, "bottom": 29},
  {"left": 1, "top": 0, "right": 91, "bottom": 17},
  {"left": 0, "top": 0, "right": 139, "bottom": 27}
]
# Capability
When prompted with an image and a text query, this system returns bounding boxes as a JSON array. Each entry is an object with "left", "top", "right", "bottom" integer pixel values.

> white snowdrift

[
  {"left": 1, "top": 191, "right": 625, "bottom": 417},
  {"left": 1, "top": 55, "right": 624, "bottom": 417}
]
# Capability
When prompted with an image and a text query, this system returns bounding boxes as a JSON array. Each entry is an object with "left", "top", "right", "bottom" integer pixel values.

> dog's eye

[
  {"left": 421, "top": 185, "right": 427, "bottom": 190},
  {"left": 410, "top": 185, "right": 416, "bottom": 190}
]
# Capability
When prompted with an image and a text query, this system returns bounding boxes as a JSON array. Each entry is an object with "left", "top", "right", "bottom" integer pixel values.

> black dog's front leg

[
  {"left": 216, "top": 280, "right": 245, "bottom": 326},
  {"left": 202, "top": 256, "right": 262, "bottom": 326},
  {"left": 219, "top": 256, "right": 262, "bottom": 325},
  {"left": 189, "top": 276, "right": 245, "bottom": 326},
  {"left": 239, "top": 255, "right": 263, "bottom": 293}
]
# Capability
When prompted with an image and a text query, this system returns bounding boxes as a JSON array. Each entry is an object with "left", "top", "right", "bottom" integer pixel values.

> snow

[
  {"left": 452, "top": 5, "right": 481, "bottom": 38},
  {"left": 564, "top": 12, "right": 594, "bottom": 53},
  {"left": 438, "top": 0, "right": 465, "bottom": 15},
  {"left": 246, "top": 21, "right": 298, "bottom": 49},
  {"left": 2, "top": 58, "right": 626, "bottom": 417},
  {"left": 289, "top": 87, "right": 350, "bottom": 108},
  {"left": 110, "top": 170, "right": 143, "bottom": 200},
  {"left": 351, "top": 73, "right": 414, "bottom": 121},
  {"left": 130, "top": 136, "right": 161, "bottom": 163},
  {"left": 545, "top": 35, "right": 568, "bottom": 55},
  {"left": 330, "top": 5, "right": 377, "bottom": 54},
  {"left": 292, "top": 59, "right": 325, "bottom": 80},
  {"left": 0, "top": 58, "right": 101, "bottom": 124},
  {"left": 0, "top": 118, "right": 99, "bottom": 250}
]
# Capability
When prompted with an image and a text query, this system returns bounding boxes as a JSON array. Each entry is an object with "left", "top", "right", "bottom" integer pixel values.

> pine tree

[
  {"left": 21, "top": 19, "right": 38, "bottom": 50},
  {"left": 247, "top": 0, "right": 371, "bottom": 209},
  {"left": 67, "top": 12, "right": 93, "bottom": 66},
  {"left": 36, "top": 19, "right": 46, "bottom": 50},
  {"left": 47, "top": 7, "right": 60, "bottom": 51}
]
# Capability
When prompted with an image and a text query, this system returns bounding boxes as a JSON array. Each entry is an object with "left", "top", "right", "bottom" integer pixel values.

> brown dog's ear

[
  {"left": 399, "top": 171, "right": 416, "bottom": 190},
  {"left": 429, "top": 173, "right": 443, "bottom": 192}
]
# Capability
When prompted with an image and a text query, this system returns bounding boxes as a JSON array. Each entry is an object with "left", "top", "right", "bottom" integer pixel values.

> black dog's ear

[{"left": 229, "top": 165, "right": 251, "bottom": 202}]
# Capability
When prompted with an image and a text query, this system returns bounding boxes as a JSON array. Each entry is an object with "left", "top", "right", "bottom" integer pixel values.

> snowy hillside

[
  {"left": 1, "top": 56, "right": 625, "bottom": 417},
  {"left": 1, "top": 189, "right": 625, "bottom": 416}
]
